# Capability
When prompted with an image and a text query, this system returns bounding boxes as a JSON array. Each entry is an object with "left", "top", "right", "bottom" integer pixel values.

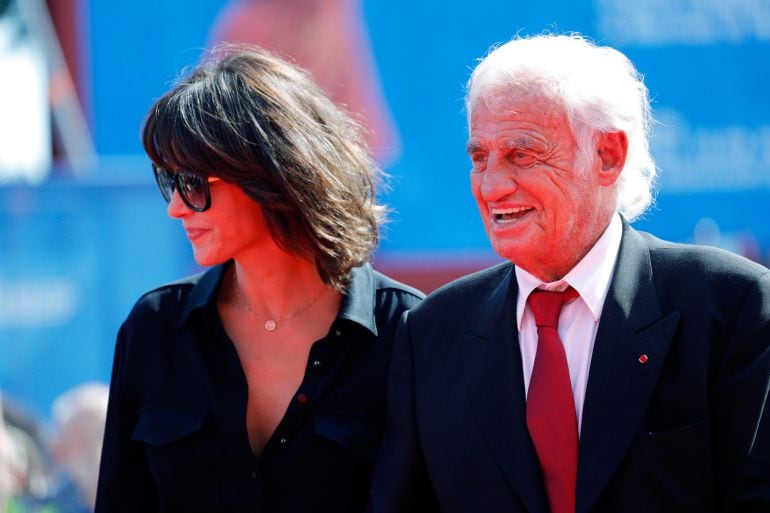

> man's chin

[{"left": 490, "top": 242, "right": 529, "bottom": 264}]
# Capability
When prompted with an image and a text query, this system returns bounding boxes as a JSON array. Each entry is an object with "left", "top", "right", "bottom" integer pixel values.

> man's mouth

[{"left": 491, "top": 206, "right": 534, "bottom": 223}]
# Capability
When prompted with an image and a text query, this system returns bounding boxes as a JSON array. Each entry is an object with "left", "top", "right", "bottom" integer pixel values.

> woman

[{"left": 94, "top": 46, "right": 423, "bottom": 513}]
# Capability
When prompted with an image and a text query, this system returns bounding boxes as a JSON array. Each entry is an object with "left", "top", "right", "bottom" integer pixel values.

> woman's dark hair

[{"left": 142, "top": 44, "right": 387, "bottom": 290}]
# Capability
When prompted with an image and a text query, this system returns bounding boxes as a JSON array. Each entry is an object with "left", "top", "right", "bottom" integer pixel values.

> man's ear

[{"left": 596, "top": 131, "right": 627, "bottom": 186}]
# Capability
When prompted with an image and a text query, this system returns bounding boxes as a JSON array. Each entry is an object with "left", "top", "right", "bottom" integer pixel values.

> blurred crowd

[{"left": 0, "top": 383, "right": 108, "bottom": 513}]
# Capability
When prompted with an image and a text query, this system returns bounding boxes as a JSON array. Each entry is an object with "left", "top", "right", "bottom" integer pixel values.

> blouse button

[
  {"left": 279, "top": 437, "right": 288, "bottom": 445},
  {"left": 312, "top": 360, "right": 322, "bottom": 368},
  {"left": 335, "top": 329, "right": 342, "bottom": 337}
]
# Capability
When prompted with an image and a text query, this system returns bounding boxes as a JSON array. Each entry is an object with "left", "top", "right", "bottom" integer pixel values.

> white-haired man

[{"left": 369, "top": 34, "right": 770, "bottom": 513}]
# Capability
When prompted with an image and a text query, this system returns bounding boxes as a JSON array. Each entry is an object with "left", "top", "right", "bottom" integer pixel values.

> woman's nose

[{"left": 166, "top": 189, "right": 189, "bottom": 218}]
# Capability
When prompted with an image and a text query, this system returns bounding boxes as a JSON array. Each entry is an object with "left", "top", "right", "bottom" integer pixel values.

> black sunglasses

[{"left": 152, "top": 164, "right": 220, "bottom": 212}]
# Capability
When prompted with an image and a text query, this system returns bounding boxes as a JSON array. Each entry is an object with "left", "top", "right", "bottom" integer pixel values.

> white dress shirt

[{"left": 515, "top": 213, "right": 623, "bottom": 435}]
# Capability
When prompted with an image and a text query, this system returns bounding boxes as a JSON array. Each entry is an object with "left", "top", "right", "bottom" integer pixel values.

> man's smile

[{"left": 491, "top": 206, "right": 535, "bottom": 224}]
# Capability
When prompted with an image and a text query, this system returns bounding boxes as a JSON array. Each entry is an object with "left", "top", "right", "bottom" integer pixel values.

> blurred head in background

[{"left": 49, "top": 382, "right": 109, "bottom": 510}]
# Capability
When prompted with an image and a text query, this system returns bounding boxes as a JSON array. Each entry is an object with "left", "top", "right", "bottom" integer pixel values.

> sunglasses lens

[
  {"left": 176, "top": 172, "right": 208, "bottom": 211},
  {"left": 152, "top": 165, "right": 174, "bottom": 203}
]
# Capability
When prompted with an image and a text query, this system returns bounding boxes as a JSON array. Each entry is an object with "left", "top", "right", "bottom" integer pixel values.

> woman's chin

[{"left": 191, "top": 250, "right": 228, "bottom": 268}]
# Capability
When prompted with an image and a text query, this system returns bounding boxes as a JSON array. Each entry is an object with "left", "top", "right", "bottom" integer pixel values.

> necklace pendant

[{"left": 264, "top": 319, "right": 277, "bottom": 331}]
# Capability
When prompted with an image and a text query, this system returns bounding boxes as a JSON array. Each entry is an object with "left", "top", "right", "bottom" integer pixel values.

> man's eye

[
  {"left": 511, "top": 151, "right": 537, "bottom": 167},
  {"left": 471, "top": 152, "right": 486, "bottom": 162}
]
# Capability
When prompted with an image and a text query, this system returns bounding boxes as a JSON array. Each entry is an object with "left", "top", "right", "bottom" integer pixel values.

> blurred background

[{"left": 0, "top": 0, "right": 769, "bottom": 509}]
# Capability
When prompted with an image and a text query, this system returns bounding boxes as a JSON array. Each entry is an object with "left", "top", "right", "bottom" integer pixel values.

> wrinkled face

[
  {"left": 467, "top": 93, "right": 616, "bottom": 281},
  {"left": 167, "top": 179, "right": 274, "bottom": 267}
]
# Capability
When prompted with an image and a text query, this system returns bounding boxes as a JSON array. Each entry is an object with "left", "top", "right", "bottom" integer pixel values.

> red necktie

[{"left": 526, "top": 287, "right": 579, "bottom": 513}]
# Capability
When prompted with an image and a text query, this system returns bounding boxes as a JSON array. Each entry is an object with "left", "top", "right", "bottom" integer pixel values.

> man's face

[{"left": 467, "top": 93, "right": 616, "bottom": 281}]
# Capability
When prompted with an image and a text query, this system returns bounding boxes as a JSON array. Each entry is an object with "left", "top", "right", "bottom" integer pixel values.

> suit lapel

[
  {"left": 576, "top": 225, "right": 680, "bottom": 513},
  {"left": 461, "top": 264, "right": 549, "bottom": 513}
]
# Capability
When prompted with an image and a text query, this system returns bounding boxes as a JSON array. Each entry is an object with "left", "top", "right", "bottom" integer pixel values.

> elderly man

[{"left": 369, "top": 34, "right": 770, "bottom": 513}]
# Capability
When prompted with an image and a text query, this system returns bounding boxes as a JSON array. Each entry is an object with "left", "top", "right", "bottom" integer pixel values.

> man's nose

[{"left": 481, "top": 154, "right": 517, "bottom": 201}]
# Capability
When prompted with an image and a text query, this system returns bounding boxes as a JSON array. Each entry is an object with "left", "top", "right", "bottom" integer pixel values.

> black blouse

[{"left": 95, "top": 263, "right": 423, "bottom": 513}]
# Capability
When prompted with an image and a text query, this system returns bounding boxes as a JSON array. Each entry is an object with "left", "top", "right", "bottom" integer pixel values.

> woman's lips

[{"left": 184, "top": 227, "right": 209, "bottom": 241}]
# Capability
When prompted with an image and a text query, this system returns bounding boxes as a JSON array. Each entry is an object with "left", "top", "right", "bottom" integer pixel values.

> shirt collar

[
  {"left": 178, "top": 261, "right": 379, "bottom": 337},
  {"left": 335, "top": 263, "right": 378, "bottom": 336},
  {"left": 178, "top": 264, "right": 227, "bottom": 326},
  {"left": 515, "top": 212, "right": 623, "bottom": 330}
]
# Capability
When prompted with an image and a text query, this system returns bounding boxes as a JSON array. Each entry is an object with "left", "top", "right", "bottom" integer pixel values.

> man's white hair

[{"left": 466, "top": 33, "right": 657, "bottom": 221}]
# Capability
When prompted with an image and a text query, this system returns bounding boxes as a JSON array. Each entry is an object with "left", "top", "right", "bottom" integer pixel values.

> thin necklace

[{"left": 232, "top": 271, "right": 325, "bottom": 331}]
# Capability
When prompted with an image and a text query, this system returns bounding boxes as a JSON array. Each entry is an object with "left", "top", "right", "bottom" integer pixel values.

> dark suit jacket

[{"left": 369, "top": 225, "right": 770, "bottom": 513}]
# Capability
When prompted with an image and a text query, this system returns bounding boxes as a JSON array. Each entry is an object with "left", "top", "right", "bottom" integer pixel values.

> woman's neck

[{"left": 229, "top": 249, "right": 330, "bottom": 324}]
